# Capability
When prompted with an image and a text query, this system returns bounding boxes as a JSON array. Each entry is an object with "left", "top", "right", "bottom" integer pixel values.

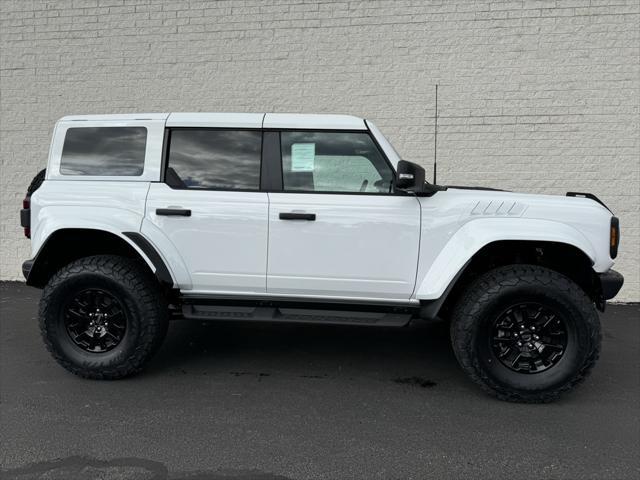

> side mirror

[{"left": 395, "top": 160, "right": 426, "bottom": 193}]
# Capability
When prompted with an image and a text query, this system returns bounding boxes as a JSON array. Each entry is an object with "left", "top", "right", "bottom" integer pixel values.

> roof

[
  {"left": 167, "top": 112, "right": 262, "bottom": 128},
  {"left": 58, "top": 112, "right": 367, "bottom": 130},
  {"left": 262, "top": 113, "right": 366, "bottom": 130},
  {"left": 59, "top": 113, "right": 170, "bottom": 121}
]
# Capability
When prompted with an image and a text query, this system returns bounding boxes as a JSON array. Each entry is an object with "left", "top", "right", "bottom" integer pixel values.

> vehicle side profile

[{"left": 20, "top": 112, "right": 624, "bottom": 402}]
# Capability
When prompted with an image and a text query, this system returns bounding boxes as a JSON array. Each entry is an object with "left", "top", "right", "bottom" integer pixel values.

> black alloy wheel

[
  {"left": 491, "top": 302, "right": 568, "bottom": 374},
  {"left": 63, "top": 288, "right": 127, "bottom": 353}
]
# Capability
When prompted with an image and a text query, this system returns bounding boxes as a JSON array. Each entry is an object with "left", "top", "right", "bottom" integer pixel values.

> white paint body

[
  {"left": 266, "top": 193, "right": 420, "bottom": 300},
  {"left": 29, "top": 113, "right": 616, "bottom": 304},
  {"left": 143, "top": 184, "right": 269, "bottom": 293}
]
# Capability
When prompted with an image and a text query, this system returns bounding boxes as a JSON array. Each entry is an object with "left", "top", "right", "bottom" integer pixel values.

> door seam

[
  {"left": 265, "top": 191, "right": 271, "bottom": 293},
  {"left": 409, "top": 196, "right": 422, "bottom": 300},
  {"left": 140, "top": 182, "right": 151, "bottom": 232}
]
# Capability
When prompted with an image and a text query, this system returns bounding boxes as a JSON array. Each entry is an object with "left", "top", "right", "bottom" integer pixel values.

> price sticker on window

[{"left": 291, "top": 143, "right": 315, "bottom": 172}]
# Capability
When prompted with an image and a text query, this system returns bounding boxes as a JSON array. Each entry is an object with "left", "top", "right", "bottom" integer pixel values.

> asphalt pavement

[{"left": 1, "top": 281, "right": 638, "bottom": 479}]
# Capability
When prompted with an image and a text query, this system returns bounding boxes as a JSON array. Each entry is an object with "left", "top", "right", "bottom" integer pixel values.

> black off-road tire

[
  {"left": 450, "top": 265, "right": 601, "bottom": 403},
  {"left": 26, "top": 169, "right": 46, "bottom": 196},
  {"left": 39, "top": 255, "right": 169, "bottom": 379}
]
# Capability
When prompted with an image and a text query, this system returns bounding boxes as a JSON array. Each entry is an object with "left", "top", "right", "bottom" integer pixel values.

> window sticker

[{"left": 291, "top": 143, "right": 315, "bottom": 172}]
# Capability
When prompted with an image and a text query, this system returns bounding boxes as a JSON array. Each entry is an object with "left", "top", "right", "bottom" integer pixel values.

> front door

[
  {"left": 143, "top": 128, "right": 268, "bottom": 294},
  {"left": 266, "top": 130, "right": 421, "bottom": 301}
]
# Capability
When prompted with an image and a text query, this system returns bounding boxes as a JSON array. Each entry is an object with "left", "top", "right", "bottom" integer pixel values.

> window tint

[
  {"left": 167, "top": 129, "right": 262, "bottom": 190},
  {"left": 61, "top": 127, "right": 146, "bottom": 176},
  {"left": 280, "top": 131, "right": 393, "bottom": 193}
]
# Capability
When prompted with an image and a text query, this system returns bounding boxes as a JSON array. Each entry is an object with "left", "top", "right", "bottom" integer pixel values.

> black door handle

[
  {"left": 279, "top": 212, "right": 316, "bottom": 221},
  {"left": 156, "top": 208, "right": 191, "bottom": 216}
]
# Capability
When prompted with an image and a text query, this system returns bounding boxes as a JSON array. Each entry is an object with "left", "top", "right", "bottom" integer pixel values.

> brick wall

[{"left": 1, "top": 0, "right": 638, "bottom": 301}]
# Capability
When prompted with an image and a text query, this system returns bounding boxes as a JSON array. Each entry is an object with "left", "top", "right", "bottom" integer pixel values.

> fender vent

[{"left": 470, "top": 201, "right": 526, "bottom": 216}]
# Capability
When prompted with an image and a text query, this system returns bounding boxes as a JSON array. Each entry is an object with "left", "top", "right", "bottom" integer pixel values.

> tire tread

[
  {"left": 450, "top": 264, "right": 601, "bottom": 403},
  {"left": 39, "top": 255, "right": 168, "bottom": 379}
]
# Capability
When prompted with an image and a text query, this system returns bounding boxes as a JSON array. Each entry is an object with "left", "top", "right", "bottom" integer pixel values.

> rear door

[
  {"left": 143, "top": 126, "right": 269, "bottom": 294},
  {"left": 266, "top": 130, "right": 421, "bottom": 301}
]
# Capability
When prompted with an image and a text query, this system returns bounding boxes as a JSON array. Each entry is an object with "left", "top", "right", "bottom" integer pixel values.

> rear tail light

[
  {"left": 610, "top": 217, "right": 619, "bottom": 259},
  {"left": 21, "top": 196, "right": 31, "bottom": 238}
]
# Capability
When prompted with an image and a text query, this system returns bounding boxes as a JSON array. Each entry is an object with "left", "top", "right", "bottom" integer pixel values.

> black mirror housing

[{"left": 395, "top": 160, "right": 426, "bottom": 193}]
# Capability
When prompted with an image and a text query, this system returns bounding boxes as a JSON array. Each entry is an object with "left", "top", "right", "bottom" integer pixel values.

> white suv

[{"left": 20, "top": 112, "right": 623, "bottom": 402}]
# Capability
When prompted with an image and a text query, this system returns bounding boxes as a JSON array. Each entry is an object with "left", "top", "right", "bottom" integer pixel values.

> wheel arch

[
  {"left": 419, "top": 238, "right": 602, "bottom": 320},
  {"left": 416, "top": 218, "right": 599, "bottom": 299},
  {"left": 24, "top": 228, "right": 174, "bottom": 289}
]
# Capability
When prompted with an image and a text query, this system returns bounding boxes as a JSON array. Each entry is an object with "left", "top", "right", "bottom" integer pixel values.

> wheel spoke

[
  {"left": 493, "top": 336, "right": 513, "bottom": 343},
  {"left": 498, "top": 347, "right": 513, "bottom": 359},
  {"left": 512, "top": 308, "right": 524, "bottom": 324},
  {"left": 107, "top": 309, "right": 123, "bottom": 321},
  {"left": 510, "top": 352, "right": 522, "bottom": 368},
  {"left": 105, "top": 331, "right": 120, "bottom": 341},
  {"left": 541, "top": 315, "right": 555, "bottom": 329},
  {"left": 66, "top": 308, "right": 85, "bottom": 320}
]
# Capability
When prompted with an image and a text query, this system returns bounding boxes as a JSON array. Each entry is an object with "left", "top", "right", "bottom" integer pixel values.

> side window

[
  {"left": 280, "top": 131, "right": 394, "bottom": 193},
  {"left": 60, "top": 127, "right": 146, "bottom": 176},
  {"left": 166, "top": 129, "right": 262, "bottom": 190}
]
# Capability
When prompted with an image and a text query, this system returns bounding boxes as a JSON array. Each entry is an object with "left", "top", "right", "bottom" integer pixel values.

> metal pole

[{"left": 434, "top": 84, "right": 438, "bottom": 184}]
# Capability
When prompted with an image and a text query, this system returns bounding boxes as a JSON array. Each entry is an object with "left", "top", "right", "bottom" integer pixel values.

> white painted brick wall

[{"left": 1, "top": 0, "right": 638, "bottom": 301}]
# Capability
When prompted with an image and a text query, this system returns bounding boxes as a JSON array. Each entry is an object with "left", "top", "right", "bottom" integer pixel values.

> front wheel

[
  {"left": 39, "top": 255, "right": 169, "bottom": 379},
  {"left": 450, "top": 265, "right": 601, "bottom": 403}
]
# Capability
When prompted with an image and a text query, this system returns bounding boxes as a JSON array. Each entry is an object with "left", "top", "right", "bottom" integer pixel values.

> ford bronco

[{"left": 20, "top": 113, "right": 624, "bottom": 402}]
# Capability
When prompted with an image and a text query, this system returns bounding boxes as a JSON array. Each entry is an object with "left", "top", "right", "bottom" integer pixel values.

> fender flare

[
  {"left": 414, "top": 218, "right": 598, "bottom": 301},
  {"left": 122, "top": 232, "right": 173, "bottom": 286},
  {"left": 24, "top": 226, "right": 176, "bottom": 288}
]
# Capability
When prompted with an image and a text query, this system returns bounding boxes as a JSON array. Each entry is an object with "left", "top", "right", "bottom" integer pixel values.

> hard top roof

[{"left": 58, "top": 113, "right": 367, "bottom": 130}]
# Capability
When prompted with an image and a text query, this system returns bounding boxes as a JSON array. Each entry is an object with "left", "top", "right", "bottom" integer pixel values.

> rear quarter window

[{"left": 60, "top": 127, "right": 147, "bottom": 176}]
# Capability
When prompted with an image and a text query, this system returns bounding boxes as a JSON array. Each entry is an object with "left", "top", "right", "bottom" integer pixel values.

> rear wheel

[
  {"left": 39, "top": 255, "right": 169, "bottom": 379},
  {"left": 450, "top": 265, "right": 601, "bottom": 403}
]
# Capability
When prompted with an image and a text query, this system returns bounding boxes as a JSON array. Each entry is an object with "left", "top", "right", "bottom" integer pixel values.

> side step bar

[{"left": 180, "top": 301, "right": 415, "bottom": 327}]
